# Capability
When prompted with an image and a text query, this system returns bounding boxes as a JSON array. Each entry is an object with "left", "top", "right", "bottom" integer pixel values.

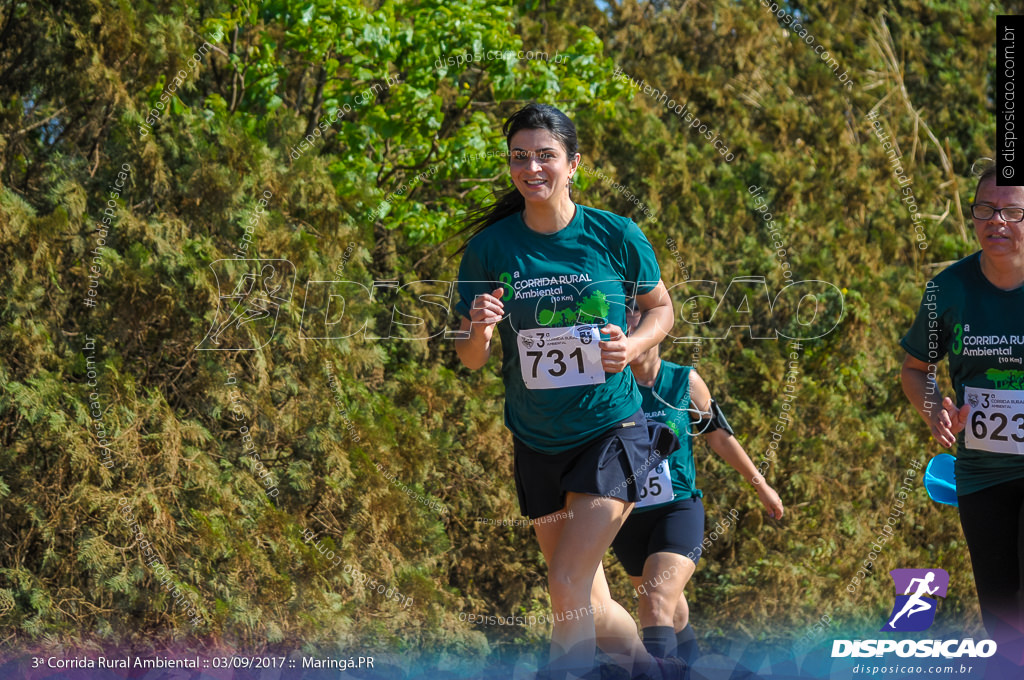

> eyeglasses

[{"left": 970, "top": 204, "right": 1024, "bottom": 222}]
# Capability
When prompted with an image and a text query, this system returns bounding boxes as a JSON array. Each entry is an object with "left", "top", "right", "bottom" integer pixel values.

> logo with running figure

[
  {"left": 197, "top": 259, "right": 296, "bottom": 351},
  {"left": 881, "top": 568, "right": 949, "bottom": 632}
]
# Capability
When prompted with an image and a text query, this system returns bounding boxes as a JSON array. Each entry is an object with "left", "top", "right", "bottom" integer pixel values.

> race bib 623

[{"left": 964, "top": 386, "right": 1024, "bottom": 455}]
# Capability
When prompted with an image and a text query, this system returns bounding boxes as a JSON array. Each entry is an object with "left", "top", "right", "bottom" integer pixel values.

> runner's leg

[
  {"left": 635, "top": 552, "right": 694, "bottom": 657},
  {"left": 959, "top": 479, "right": 1024, "bottom": 641},
  {"left": 533, "top": 493, "right": 634, "bottom": 677},
  {"left": 591, "top": 562, "right": 647, "bottom": 663}
]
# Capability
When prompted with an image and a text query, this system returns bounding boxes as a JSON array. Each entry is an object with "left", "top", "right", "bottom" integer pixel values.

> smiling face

[
  {"left": 507, "top": 128, "right": 580, "bottom": 205},
  {"left": 973, "top": 176, "right": 1024, "bottom": 258}
]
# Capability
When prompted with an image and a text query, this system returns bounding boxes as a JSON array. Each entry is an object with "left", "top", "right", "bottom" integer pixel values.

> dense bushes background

[{"left": 0, "top": 0, "right": 1009, "bottom": 666}]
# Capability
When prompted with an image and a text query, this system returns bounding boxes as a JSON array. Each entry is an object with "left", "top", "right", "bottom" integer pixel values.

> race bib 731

[{"left": 516, "top": 325, "right": 605, "bottom": 390}]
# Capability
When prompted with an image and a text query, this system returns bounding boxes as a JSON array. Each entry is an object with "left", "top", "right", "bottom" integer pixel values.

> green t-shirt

[
  {"left": 456, "top": 204, "right": 661, "bottom": 453},
  {"left": 632, "top": 360, "right": 703, "bottom": 513},
  {"left": 900, "top": 251, "right": 1024, "bottom": 496}
]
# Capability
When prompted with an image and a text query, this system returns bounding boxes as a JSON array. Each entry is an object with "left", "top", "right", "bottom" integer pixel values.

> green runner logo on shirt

[
  {"left": 952, "top": 324, "right": 963, "bottom": 355},
  {"left": 986, "top": 369, "right": 1024, "bottom": 390}
]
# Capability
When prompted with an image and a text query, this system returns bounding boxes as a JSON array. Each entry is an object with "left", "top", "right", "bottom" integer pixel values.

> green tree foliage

[{"left": 0, "top": 0, "right": 1013, "bottom": 666}]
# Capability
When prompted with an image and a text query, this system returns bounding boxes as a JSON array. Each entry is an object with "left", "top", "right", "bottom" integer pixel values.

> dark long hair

[{"left": 455, "top": 103, "right": 579, "bottom": 253}]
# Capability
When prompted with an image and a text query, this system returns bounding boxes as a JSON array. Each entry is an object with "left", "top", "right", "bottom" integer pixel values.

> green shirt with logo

[
  {"left": 456, "top": 204, "right": 661, "bottom": 453},
  {"left": 901, "top": 252, "right": 1024, "bottom": 496},
  {"left": 632, "top": 360, "right": 703, "bottom": 512}
]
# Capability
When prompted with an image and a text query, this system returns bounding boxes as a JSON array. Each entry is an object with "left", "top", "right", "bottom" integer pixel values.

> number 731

[{"left": 526, "top": 348, "right": 585, "bottom": 378}]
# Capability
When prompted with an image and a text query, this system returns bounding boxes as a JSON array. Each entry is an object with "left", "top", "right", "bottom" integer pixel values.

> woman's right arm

[
  {"left": 455, "top": 288, "right": 505, "bottom": 370},
  {"left": 900, "top": 353, "right": 970, "bottom": 448}
]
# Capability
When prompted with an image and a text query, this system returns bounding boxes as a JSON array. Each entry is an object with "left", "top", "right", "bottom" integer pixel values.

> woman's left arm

[{"left": 692, "top": 370, "right": 785, "bottom": 519}]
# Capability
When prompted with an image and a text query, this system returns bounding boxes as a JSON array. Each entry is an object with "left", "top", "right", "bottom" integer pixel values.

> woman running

[
  {"left": 901, "top": 163, "right": 1024, "bottom": 646},
  {"left": 454, "top": 103, "right": 682, "bottom": 680},
  {"left": 611, "top": 307, "right": 784, "bottom": 663}
]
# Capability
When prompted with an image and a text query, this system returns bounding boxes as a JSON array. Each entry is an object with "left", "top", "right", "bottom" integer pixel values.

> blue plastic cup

[{"left": 924, "top": 453, "right": 958, "bottom": 507}]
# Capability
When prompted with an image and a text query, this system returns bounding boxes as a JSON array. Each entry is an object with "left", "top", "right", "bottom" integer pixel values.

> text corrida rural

[{"left": 35, "top": 656, "right": 203, "bottom": 669}]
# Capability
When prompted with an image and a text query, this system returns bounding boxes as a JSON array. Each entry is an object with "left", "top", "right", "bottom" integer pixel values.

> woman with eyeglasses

[
  {"left": 611, "top": 307, "right": 784, "bottom": 663},
  {"left": 900, "top": 163, "right": 1024, "bottom": 647},
  {"left": 454, "top": 102, "right": 684, "bottom": 680}
]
